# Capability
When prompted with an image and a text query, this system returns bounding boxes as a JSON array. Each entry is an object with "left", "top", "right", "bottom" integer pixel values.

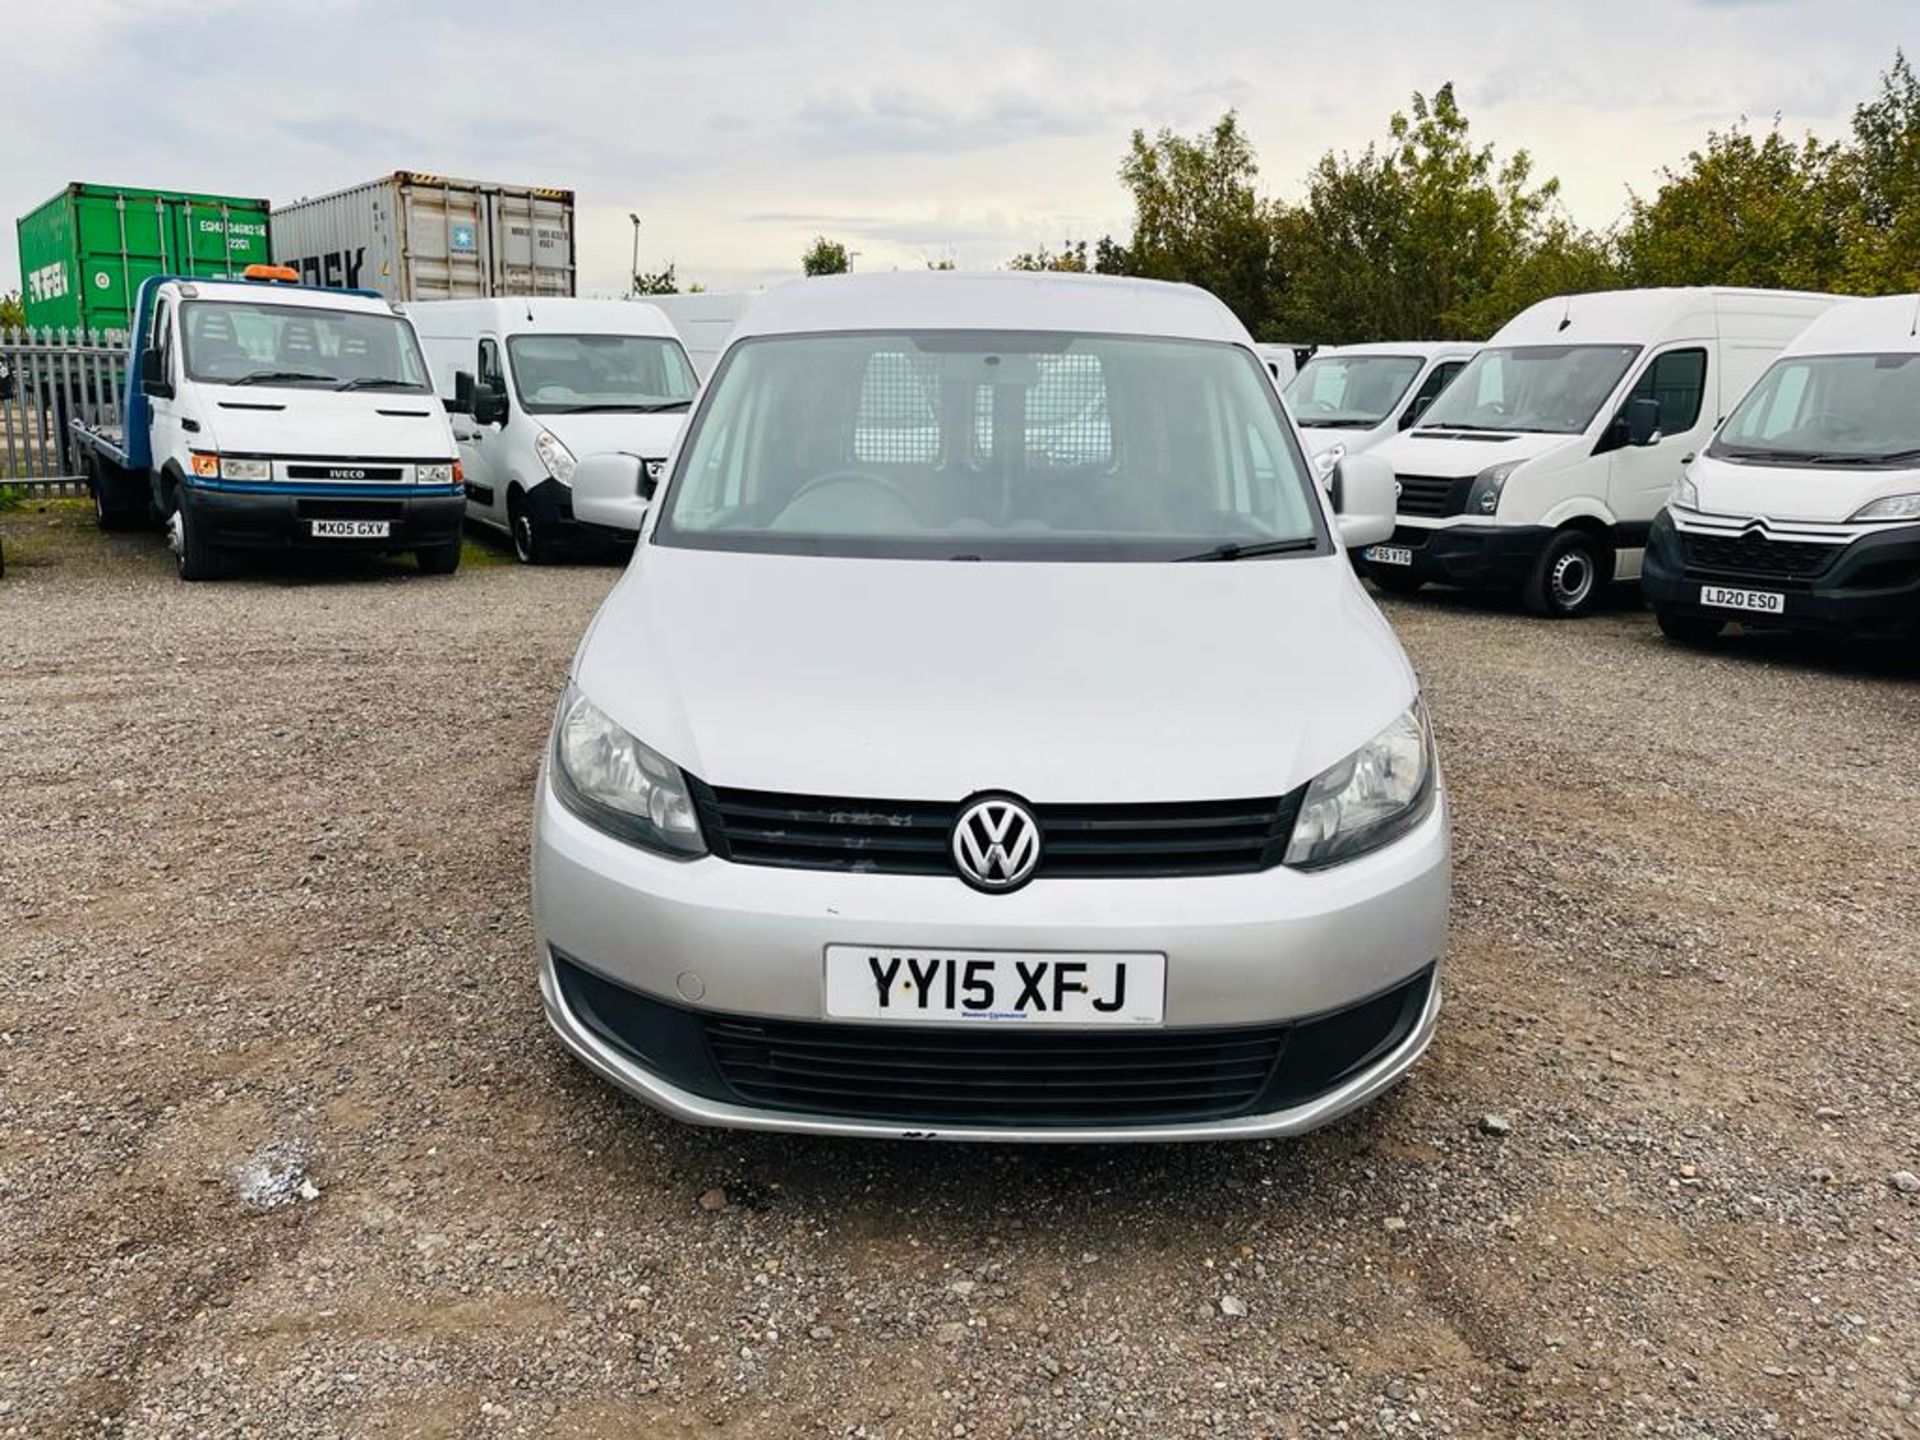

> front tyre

[
  {"left": 1523, "top": 528, "right": 1608, "bottom": 619},
  {"left": 1654, "top": 608, "right": 1726, "bottom": 646},
  {"left": 170, "top": 502, "right": 226, "bottom": 582},
  {"left": 509, "top": 493, "right": 551, "bottom": 565},
  {"left": 415, "top": 538, "right": 463, "bottom": 575}
]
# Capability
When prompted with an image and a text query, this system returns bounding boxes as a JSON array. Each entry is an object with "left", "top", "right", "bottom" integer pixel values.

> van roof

[
  {"left": 1492, "top": 286, "right": 1840, "bottom": 348},
  {"left": 403, "top": 296, "right": 678, "bottom": 338},
  {"left": 1308, "top": 340, "right": 1480, "bottom": 361},
  {"left": 1782, "top": 293, "right": 1920, "bottom": 355},
  {"left": 732, "top": 272, "right": 1251, "bottom": 345}
]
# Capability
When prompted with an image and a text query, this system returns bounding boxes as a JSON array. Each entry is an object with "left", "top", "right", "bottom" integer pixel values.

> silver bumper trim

[{"left": 537, "top": 952, "right": 1443, "bottom": 1144}]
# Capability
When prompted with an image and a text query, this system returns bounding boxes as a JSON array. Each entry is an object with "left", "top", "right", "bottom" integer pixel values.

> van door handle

[{"left": 1680, "top": 452, "right": 1696, "bottom": 465}]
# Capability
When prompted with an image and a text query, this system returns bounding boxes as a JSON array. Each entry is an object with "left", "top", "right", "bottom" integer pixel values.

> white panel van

[
  {"left": 1643, "top": 293, "right": 1920, "bottom": 642},
  {"left": 1285, "top": 342, "right": 1479, "bottom": 474},
  {"left": 409, "top": 298, "right": 698, "bottom": 562},
  {"left": 1358, "top": 288, "right": 1841, "bottom": 616}
]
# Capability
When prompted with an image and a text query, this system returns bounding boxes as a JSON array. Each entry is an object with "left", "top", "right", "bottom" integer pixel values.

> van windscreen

[
  {"left": 652, "top": 331, "right": 1329, "bottom": 561},
  {"left": 1711, "top": 353, "right": 1920, "bottom": 466},
  {"left": 1418, "top": 344, "right": 1639, "bottom": 435}
]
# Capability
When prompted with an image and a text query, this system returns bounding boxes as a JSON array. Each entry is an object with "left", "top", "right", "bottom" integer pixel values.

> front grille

[
  {"left": 696, "top": 965, "right": 1434, "bottom": 1127},
  {"left": 1679, "top": 530, "right": 1841, "bottom": 581},
  {"left": 689, "top": 782, "right": 1307, "bottom": 880},
  {"left": 286, "top": 464, "right": 406, "bottom": 482},
  {"left": 1394, "top": 473, "right": 1471, "bottom": 518}
]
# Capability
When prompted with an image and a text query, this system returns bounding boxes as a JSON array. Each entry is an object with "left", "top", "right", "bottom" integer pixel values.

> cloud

[{"left": 2, "top": 0, "right": 1914, "bottom": 296}]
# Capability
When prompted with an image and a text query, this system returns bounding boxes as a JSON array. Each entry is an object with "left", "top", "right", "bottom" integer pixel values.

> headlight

[
  {"left": 1313, "top": 442, "right": 1347, "bottom": 477},
  {"left": 221, "top": 457, "right": 271, "bottom": 482},
  {"left": 535, "top": 428, "right": 578, "bottom": 484},
  {"left": 418, "top": 462, "right": 455, "bottom": 485},
  {"left": 1466, "top": 461, "right": 1521, "bottom": 517},
  {"left": 1284, "top": 700, "right": 1437, "bottom": 869},
  {"left": 550, "top": 684, "right": 705, "bottom": 857},
  {"left": 1672, "top": 473, "right": 1700, "bottom": 512},
  {"left": 1850, "top": 492, "right": 1920, "bottom": 522}
]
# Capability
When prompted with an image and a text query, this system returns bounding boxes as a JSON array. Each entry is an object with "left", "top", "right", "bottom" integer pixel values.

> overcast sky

[{"left": 5, "top": 0, "right": 1914, "bottom": 297}]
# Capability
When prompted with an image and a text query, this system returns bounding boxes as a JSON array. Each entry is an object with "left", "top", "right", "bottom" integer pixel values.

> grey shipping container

[{"left": 270, "top": 171, "right": 575, "bottom": 302}]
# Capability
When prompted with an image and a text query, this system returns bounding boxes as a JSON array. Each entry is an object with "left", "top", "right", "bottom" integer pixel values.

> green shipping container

[{"left": 14, "top": 182, "right": 273, "bottom": 334}]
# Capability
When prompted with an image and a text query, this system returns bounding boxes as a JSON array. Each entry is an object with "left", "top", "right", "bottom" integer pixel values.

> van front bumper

[
  {"left": 532, "top": 777, "right": 1450, "bottom": 1141},
  {"left": 1643, "top": 509, "right": 1920, "bottom": 636},
  {"left": 1361, "top": 524, "right": 1550, "bottom": 589},
  {"left": 181, "top": 481, "right": 466, "bottom": 552}
]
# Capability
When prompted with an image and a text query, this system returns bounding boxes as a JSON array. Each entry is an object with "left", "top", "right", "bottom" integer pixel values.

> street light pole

[{"left": 629, "top": 213, "right": 642, "bottom": 293}]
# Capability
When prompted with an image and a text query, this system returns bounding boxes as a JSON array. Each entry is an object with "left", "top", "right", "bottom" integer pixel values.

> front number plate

[
  {"left": 1699, "top": 584, "right": 1784, "bottom": 614},
  {"left": 823, "top": 947, "right": 1166, "bottom": 1026},
  {"left": 311, "top": 519, "right": 391, "bottom": 539},
  {"left": 1365, "top": 545, "right": 1414, "bottom": 566}
]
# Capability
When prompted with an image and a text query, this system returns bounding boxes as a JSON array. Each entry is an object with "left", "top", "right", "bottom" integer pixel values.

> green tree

[
  {"left": 0, "top": 290, "right": 22, "bottom": 330},
  {"left": 1276, "top": 84, "right": 1602, "bottom": 342},
  {"left": 802, "top": 237, "right": 851, "bottom": 276},
  {"left": 1007, "top": 240, "right": 1091, "bottom": 272},
  {"left": 1115, "top": 112, "right": 1280, "bottom": 330},
  {"left": 630, "top": 263, "right": 682, "bottom": 296},
  {"left": 1841, "top": 50, "right": 1920, "bottom": 291},
  {"left": 1619, "top": 122, "right": 1850, "bottom": 291}
]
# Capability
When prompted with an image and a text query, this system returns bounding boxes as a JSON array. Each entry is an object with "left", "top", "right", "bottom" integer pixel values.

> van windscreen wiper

[
  {"left": 544, "top": 400, "right": 693, "bottom": 414},
  {"left": 1174, "top": 537, "right": 1321, "bottom": 562},
  {"left": 334, "top": 376, "right": 421, "bottom": 391},
  {"left": 226, "top": 369, "right": 333, "bottom": 387}
]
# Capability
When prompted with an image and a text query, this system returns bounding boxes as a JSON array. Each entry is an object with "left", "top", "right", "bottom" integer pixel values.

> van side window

[
  {"left": 1627, "top": 348, "right": 1709, "bottom": 436},
  {"left": 1401, "top": 360, "right": 1465, "bottom": 428},
  {"left": 151, "top": 299, "right": 174, "bottom": 385}
]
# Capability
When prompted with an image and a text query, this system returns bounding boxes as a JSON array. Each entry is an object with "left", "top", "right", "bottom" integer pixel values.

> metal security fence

[{"left": 0, "top": 329, "right": 128, "bottom": 493}]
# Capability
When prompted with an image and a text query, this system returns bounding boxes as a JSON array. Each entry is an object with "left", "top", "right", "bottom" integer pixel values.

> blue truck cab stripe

[{"left": 182, "top": 478, "right": 465, "bottom": 499}]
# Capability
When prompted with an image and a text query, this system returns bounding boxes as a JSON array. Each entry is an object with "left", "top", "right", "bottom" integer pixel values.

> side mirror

[
  {"left": 571, "top": 452, "right": 649, "bottom": 535},
  {"left": 451, "top": 370, "right": 475, "bottom": 415},
  {"left": 140, "top": 347, "right": 172, "bottom": 399},
  {"left": 471, "top": 380, "right": 507, "bottom": 427},
  {"left": 1399, "top": 395, "right": 1432, "bottom": 430},
  {"left": 1332, "top": 453, "right": 1396, "bottom": 550},
  {"left": 1627, "top": 397, "right": 1661, "bottom": 448}
]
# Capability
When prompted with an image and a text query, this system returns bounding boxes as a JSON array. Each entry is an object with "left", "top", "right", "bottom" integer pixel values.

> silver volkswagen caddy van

[{"left": 534, "top": 272, "right": 1448, "bottom": 1142}]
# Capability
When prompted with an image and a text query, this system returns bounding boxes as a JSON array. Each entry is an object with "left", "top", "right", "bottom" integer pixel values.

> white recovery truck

[{"left": 72, "top": 266, "right": 467, "bottom": 580}]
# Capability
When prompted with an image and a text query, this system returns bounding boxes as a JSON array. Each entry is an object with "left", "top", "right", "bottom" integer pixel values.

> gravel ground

[{"left": 2, "top": 501, "right": 1916, "bottom": 1439}]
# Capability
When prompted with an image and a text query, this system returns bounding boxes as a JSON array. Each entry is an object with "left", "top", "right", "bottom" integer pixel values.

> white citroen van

[
  {"left": 535, "top": 272, "right": 1449, "bottom": 1143},
  {"left": 1643, "top": 294, "right": 1920, "bottom": 642},
  {"left": 409, "top": 298, "right": 699, "bottom": 562},
  {"left": 1284, "top": 342, "right": 1479, "bottom": 474},
  {"left": 1359, "top": 288, "right": 1840, "bottom": 616}
]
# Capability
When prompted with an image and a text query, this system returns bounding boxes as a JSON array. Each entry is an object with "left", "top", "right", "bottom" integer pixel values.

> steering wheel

[
  {"left": 1802, "top": 410, "right": 1863, "bottom": 440},
  {"left": 783, "top": 469, "right": 924, "bottom": 518}
]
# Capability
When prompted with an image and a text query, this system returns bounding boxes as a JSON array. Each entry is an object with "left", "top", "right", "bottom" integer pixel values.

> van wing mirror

[
  {"left": 1626, "top": 397, "right": 1661, "bottom": 447},
  {"left": 571, "top": 452, "right": 650, "bottom": 535},
  {"left": 451, "top": 370, "right": 475, "bottom": 414},
  {"left": 470, "top": 380, "right": 507, "bottom": 426},
  {"left": 1332, "top": 453, "right": 1396, "bottom": 550},
  {"left": 139, "top": 347, "right": 172, "bottom": 399},
  {"left": 1400, "top": 394, "right": 1432, "bottom": 430}
]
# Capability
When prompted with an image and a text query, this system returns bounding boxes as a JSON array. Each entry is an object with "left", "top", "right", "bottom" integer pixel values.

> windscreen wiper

[
  {"left": 227, "top": 370, "right": 333, "bottom": 387},
  {"left": 1174, "top": 537, "right": 1321, "bottom": 562},
  {"left": 334, "top": 376, "right": 419, "bottom": 391}
]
